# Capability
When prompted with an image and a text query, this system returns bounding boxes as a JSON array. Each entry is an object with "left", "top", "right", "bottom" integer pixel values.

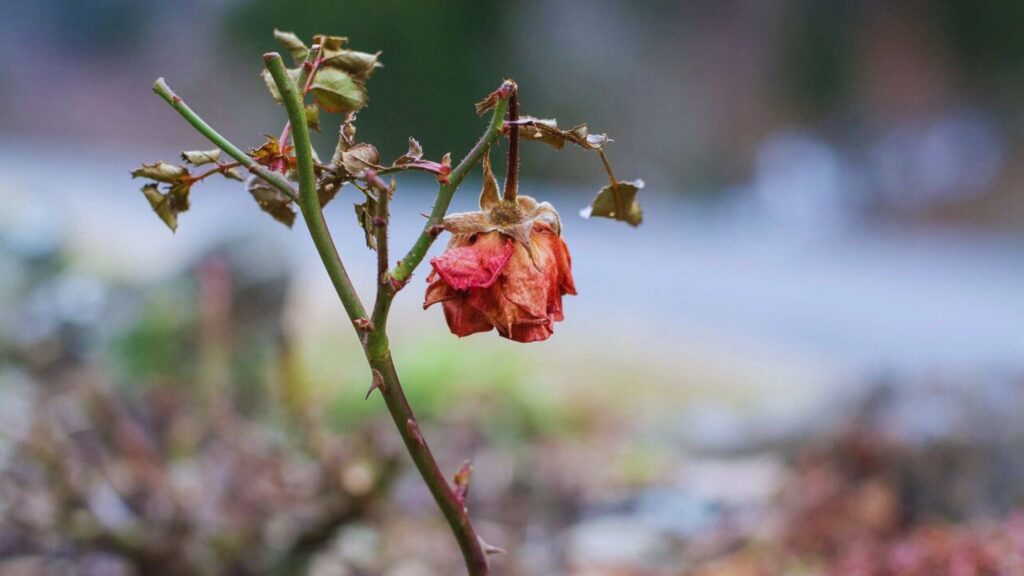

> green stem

[
  {"left": 280, "top": 45, "right": 323, "bottom": 146},
  {"left": 264, "top": 54, "right": 369, "bottom": 329},
  {"left": 267, "top": 53, "right": 495, "bottom": 575},
  {"left": 152, "top": 78, "right": 298, "bottom": 203},
  {"left": 391, "top": 89, "right": 511, "bottom": 285}
]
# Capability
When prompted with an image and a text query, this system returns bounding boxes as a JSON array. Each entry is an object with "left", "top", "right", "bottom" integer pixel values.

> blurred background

[{"left": 2, "top": 1, "right": 1024, "bottom": 574}]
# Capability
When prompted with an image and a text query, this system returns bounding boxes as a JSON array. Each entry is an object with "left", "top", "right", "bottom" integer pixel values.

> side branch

[
  {"left": 390, "top": 84, "right": 513, "bottom": 285},
  {"left": 152, "top": 78, "right": 298, "bottom": 202}
]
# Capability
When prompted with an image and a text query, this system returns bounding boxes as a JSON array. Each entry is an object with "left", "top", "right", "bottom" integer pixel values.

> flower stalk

[{"left": 503, "top": 90, "right": 519, "bottom": 202}]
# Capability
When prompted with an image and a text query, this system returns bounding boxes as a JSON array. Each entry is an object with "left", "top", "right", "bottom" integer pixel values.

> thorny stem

[
  {"left": 264, "top": 54, "right": 369, "bottom": 330},
  {"left": 266, "top": 53, "right": 504, "bottom": 575},
  {"left": 503, "top": 90, "right": 519, "bottom": 202},
  {"left": 153, "top": 78, "right": 298, "bottom": 203},
  {"left": 391, "top": 83, "right": 513, "bottom": 285}
]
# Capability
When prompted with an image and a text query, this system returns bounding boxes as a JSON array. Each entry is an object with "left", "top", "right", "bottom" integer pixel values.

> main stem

[
  {"left": 266, "top": 54, "right": 506, "bottom": 575},
  {"left": 264, "top": 54, "right": 369, "bottom": 331}
]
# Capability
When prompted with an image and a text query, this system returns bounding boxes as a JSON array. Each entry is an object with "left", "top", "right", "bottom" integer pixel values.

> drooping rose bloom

[{"left": 424, "top": 155, "right": 575, "bottom": 343}]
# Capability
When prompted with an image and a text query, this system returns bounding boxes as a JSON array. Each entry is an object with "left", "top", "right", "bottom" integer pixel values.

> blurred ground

[{"left": 2, "top": 1, "right": 1024, "bottom": 575}]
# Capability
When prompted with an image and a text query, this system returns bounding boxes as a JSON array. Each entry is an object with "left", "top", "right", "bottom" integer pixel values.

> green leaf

[
  {"left": 273, "top": 29, "right": 309, "bottom": 64},
  {"left": 246, "top": 176, "right": 296, "bottom": 227},
  {"left": 305, "top": 103, "right": 321, "bottom": 132},
  {"left": 354, "top": 196, "right": 378, "bottom": 250},
  {"left": 261, "top": 67, "right": 302, "bottom": 104},
  {"left": 310, "top": 68, "right": 367, "bottom": 114},
  {"left": 180, "top": 149, "right": 221, "bottom": 166},
  {"left": 131, "top": 161, "right": 189, "bottom": 183},
  {"left": 581, "top": 179, "right": 644, "bottom": 226},
  {"left": 141, "top": 182, "right": 191, "bottom": 232}
]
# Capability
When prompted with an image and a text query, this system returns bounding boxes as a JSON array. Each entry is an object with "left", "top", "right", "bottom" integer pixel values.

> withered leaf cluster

[
  {"left": 262, "top": 29, "right": 381, "bottom": 124},
  {"left": 136, "top": 30, "right": 643, "bottom": 234},
  {"left": 510, "top": 115, "right": 643, "bottom": 226}
]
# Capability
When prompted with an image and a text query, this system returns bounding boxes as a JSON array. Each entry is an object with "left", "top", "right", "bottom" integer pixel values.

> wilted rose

[{"left": 424, "top": 154, "right": 575, "bottom": 343}]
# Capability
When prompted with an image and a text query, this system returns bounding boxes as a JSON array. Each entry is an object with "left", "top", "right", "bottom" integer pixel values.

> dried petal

[
  {"left": 429, "top": 232, "right": 514, "bottom": 291},
  {"left": 424, "top": 219, "right": 575, "bottom": 343}
]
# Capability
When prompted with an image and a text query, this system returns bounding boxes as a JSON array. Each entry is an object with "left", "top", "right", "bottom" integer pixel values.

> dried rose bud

[{"left": 424, "top": 153, "right": 575, "bottom": 343}]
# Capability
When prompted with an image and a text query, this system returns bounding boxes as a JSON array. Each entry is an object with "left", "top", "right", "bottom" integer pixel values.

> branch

[
  {"left": 152, "top": 78, "right": 298, "bottom": 203},
  {"left": 263, "top": 53, "right": 369, "bottom": 329},
  {"left": 390, "top": 83, "right": 513, "bottom": 285},
  {"left": 503, "top": 90, "right": 519, "bottom": 201}
]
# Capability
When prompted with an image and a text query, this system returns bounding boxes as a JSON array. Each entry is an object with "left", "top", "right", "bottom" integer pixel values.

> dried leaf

[
  {"left": 141, "top": 182, "right": 191, "bottom": 232},
  {"left": 338, "top": 142, "right": 381, "bottom": 177},
  {"left": 442, "top": 211, "right": 497, "bottom": 235},
  {"left": 354, "top": 197, "right": 378, "bottom": 250},
  {"left": 273, "top": 29, "right": 309, "bottom": 64},
  {"left": 246, "top": 176, "right": 296, "bottom": 227},
  {"left": 312, "top": 34, "right": 350, "bottom": 58},
  {"left": 517, "top": 116, "right": 609, "bottom": 151},
  {"left": 318, "top": 180, "right": 342, "bottom": 208},
  {"left": 310, "top": 67, "right": 367, "bottom": 114},
  {"left": 131, "top": 161, "right": 189, "bottom": 183},
  {"left": 250, "top": 135, "right": 291, "bottom": 173},
  {"left": 581, "top": 179, "right": 644, "bottom": 226},
  {"left": 180, "top": 149, "right": 221, "bottom": 166},
  {"left": 323, "top": 50, "right": 382, "bottom": 80},
  {"left": 222, "top": 167, "right": 245, "bottom": 182},
  {"left": 393, "top": 137, "right": 424, "bottom": 166}
]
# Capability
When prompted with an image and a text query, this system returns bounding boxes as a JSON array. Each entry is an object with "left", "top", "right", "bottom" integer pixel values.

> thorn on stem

[
  {"left": 479, "top": 536, "right": 506, "bottom": 556},
  {"left": 365, "top": 369, "right": 385, "bottom": 400}
]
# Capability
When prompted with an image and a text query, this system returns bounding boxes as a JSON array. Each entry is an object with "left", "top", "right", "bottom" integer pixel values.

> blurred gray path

[{"left": 2, "top": 142, "right": 1023, "bottom": 385}]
